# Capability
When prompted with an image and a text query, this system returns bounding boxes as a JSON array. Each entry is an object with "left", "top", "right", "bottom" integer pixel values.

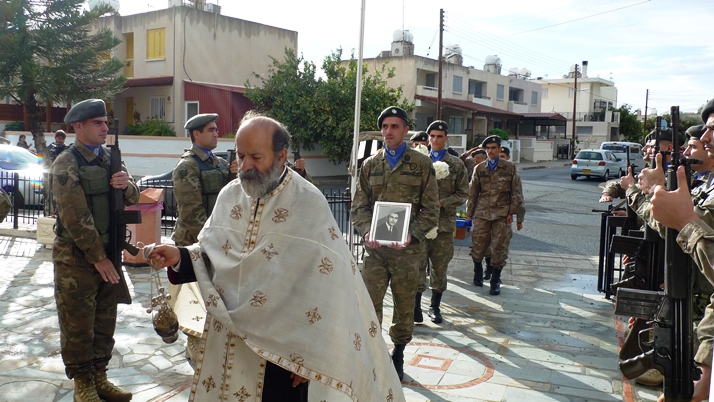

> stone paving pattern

[{"left": 0, "top": 232, "right": 664, "bottom": 402}]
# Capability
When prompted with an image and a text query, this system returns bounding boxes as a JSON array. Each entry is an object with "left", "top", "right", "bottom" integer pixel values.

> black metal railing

[{"left": 0, "top": 171, "right": 45, "bottom": 229}]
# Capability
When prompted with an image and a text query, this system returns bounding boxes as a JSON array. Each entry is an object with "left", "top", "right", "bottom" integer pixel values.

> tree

[
  {"left": 616, "top": 104, "right": 644, "bottom": 143},
  {"left": 0, "top": 0, "right": 126, "bottom": 156},
  {"left": 246, "top": 48, "right": 413, "bottom": 164}
]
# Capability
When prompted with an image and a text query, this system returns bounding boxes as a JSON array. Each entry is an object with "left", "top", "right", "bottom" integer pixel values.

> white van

[{"left": 600, "top": 141, "right": 645, "bottom": 173}]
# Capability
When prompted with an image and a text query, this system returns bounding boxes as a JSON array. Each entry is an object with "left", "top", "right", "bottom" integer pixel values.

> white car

[
  {"left": 0, "top": 144, "right": 45, "bottom": 207},
  {"left": 600, "top": 141, "right": 644, "bottom": 173},
  {"left": 571, "top": 149, "right": 624, "bottom": 181}
]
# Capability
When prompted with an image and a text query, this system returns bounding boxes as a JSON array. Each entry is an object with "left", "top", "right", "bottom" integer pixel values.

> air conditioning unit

[{"left": 205, "top": 3, "right": 221, "bottom": 13}]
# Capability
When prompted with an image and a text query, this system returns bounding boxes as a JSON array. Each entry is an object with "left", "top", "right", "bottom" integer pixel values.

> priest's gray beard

[{"left": 239, "top": 157, "right": 283, "bottom": 198}]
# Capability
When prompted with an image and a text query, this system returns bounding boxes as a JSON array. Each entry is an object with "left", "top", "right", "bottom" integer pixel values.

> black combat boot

[
  {"left": 489, "top": 269, "right": 502, "bottom": 295},
  {"left": 414, "top": 292, "right": 423, "bottom": 323},
  {"left": 428, "top": 292, "right": 443, "bottom": 324},
  {"left": 391, "top": 344, "right": 406, "bottom": 381},
  {"left": 484, "top": 257, "right": 493, "bottom": 280},
  {"left": 473, "top": 261, "right": 484, "bottom": 287}
]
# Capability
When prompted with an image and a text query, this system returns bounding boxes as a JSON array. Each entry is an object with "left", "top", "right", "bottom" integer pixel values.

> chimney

[{"left": 582, "top": 61, "right": 588, "bottom": 78}]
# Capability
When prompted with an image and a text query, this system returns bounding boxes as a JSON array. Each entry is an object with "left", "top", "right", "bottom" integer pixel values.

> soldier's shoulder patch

[
  {"left": 56, "top": 172, "right": 68, "bottom": 185},
  {"left": 177, "top": 168, "right": 188, "bottom": 179}
]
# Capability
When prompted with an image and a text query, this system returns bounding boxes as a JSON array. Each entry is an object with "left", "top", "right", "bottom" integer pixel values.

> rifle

[
  {"left": 227, "top": 148, "right": 237, "bottom": 181},
  {"left": 293, "top": 138, "right": 301, "bottom": 163},
  {"left": 617, "top": 107, "right": 700, "bottom": 401},
  {"left": 108, "top": 119, "right": 142, "bottom": 305}
]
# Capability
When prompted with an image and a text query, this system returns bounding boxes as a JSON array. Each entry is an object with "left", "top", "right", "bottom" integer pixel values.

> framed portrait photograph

[{"left": 369, "top": 201, "right": 412, "bottom": 246}]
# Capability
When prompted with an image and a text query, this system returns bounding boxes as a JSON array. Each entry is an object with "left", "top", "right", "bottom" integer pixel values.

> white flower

[
  {"left": 433, "top": 161, "right": 450, "bottom": 180},
  {"left": 414, "top": 144, "right": 429, "bottom": 155},
  {"left": 425, "top": 226, "right": 439, "bottom": 239}
]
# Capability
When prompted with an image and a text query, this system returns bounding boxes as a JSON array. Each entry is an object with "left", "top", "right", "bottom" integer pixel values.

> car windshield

[
  {"left": 0, "top": 146, "right": 40, "bottom": 170},
  {"left": 602, "top": 144, "right": 628, "bottom": 153},
  {"left": 576, "top": 151, "right": 603, "bottom": 160}
]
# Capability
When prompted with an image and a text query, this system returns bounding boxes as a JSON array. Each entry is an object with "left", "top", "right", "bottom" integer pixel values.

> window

[
  {"left": 453, "top": 76, "right": 463, "bottom": 94},
  {"left": 150, "top": 96, "right": 165, "bottom": 119},
  {"left": 147, "top": 28, "right": 166, "bottom": 59},
  {"left": 568, "top": 87, "right": 574, "bottom": 98},
  {"left": 531, "top": 91, "right": 538, "bottom": 105},
  {"left": 496, "top": 84, "right": 505, "bottom": 101},
  {"left": 576, "top": 126, "right": 593, "bottom": 135},
  {"left": 425, "top": 73, "right": 436, "bottom": 88},
  {"left": 542, "top": 88, "right": 548, "bottom": 99},
  {"left": 448, "top": 116, "right": 463, "bottom": 134}
]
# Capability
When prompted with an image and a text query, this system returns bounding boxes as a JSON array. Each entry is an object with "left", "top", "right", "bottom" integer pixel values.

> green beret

[
  {"left": 410, "top": 131, "right": 428, "bottom": 142},
  {"left": 481, "top": 135, "right": 502, "bottom": 147},
  {"left": 377, "top": 106, "right": 408, "bottom": 127},
  {"left": 702, "top": 99, "right": 714, "bottom": 123},
  {"left": 64, "top": 99, "right": 107, "bottom": 124},
  {"left": 426, "top": 120, "right": 448, "bottom": 134},
  {"left": 686, "top": 124, "right": 706, "bottom": 140},
  {"left": 185, "top": 113, "right": 218, "bottom": 132}
]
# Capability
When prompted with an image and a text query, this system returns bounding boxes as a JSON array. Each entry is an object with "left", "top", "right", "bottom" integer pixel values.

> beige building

[
  {"left": 95, "top": 4, "right": 297, "bottom": 136},
  {"left": 538, "top": 62, "right": 620, "bottom": 149}
]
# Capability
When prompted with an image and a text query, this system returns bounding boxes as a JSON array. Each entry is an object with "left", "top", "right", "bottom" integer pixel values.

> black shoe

[
  {"left": 391, "top": 344, "right": 406, "bottom": 381},
  {"left": 473, "top": 261, "right": 483, "bottom": 287},
  {"left": 484, "top": 258, "right": 493, "bottom": 280},
  {"left": 414, "top": 292, "right": 423, "bottom": 323},
  {"left": 489, "top": 269, "right": 502, "bottom": 295},
  {"left": 428, "top": 292, "right": 444, "bottom": 324}
]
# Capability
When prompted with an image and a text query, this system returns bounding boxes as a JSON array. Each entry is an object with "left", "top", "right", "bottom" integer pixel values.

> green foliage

[
  {"left": 245, "top": 47, "right": 414, "bottom": 164},
  {"left": 0, "top": 0, "right": 126, "bottom": 152},
  {"left": 616, "top": 104, "right": 644, "bottom": 143},
  {"left": 126, "top": 119, "right": 176, "bottom": 137},
  {"left": 4, "top": 121, "right": 24, "bottom": 131},
  {"left": 487, "top": 128, "right": 509, "bottom": 141}
]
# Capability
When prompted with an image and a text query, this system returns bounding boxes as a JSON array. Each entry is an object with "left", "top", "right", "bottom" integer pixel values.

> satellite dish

[
  {"left": 403, "top": 30, "right": 414, "bottom": 42},
  {"left": 520, "top": 68, "right": 531, "bottom": 77},
  {"left": 392, "top": 29, "right": 404, "bottom": 42},
  {"left": 485, "top": 55, "right": 497, "bottom": 64}
]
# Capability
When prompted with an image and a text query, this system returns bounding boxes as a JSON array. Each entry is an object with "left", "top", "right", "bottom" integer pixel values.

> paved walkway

[{"left": 0, "top": 224, "right": 666, "bottom": 402}]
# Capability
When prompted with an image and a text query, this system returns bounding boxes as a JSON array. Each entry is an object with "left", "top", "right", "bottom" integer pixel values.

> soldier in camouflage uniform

[
  {"left": 467, "top": 135, "right": 522, "bottom": 296},
  {"left": 51, "top": 99, "right": 139, "bottom": 402},
  {"left": 0, "top": 187, "right": 11, "bottom": 221},
  {"left": 352, "top": 106, "right": 439, "bottom": 381},
  {"left": 413, "top": 120, "right": 468, "bottom": 325},
  {"left": 170, "top": 113, "right": 231, "bottom": 366},
  {"left": 48, "top": 129, "right": 70, "bottom": 163}
]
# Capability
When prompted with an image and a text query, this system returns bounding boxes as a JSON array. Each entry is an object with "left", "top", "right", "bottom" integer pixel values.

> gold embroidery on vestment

[
  {"left": 250, "top": 291, "right": 267, "bottom": 307},
  {"left": 230, "top": 205, "right": 243, "bottom": 220},
  {"left": 306, "top": 307, "right": 322, "bottom": 324},
  {"left": 354, "top": 333, "right": 362, "bottom": 350},
  {"left": 222, "top": 240, "right": 231, "bottom": 255},
  {"left": 290, "top": 353, "right": 304, "bottom": 365},
  {"left": 369, "top": 321, "right": 378, "bottom": 337},
  {"left": 201, "top": 375, "right": 216, "bottom": 392},
  {"left": 329, "top": 226, "right": 339, "bottom": 240},
  {"left": 234, "top": 386, "right": 251, "bottom": 401},
  {"left": 261, "top": 243, "right": 278, "bottom": 260},
  {"left": 273, "top": 207, "right": 289, "bottom": 223},
  {"left": 318, "top": 257, "right": 333, "bottom": 274}
]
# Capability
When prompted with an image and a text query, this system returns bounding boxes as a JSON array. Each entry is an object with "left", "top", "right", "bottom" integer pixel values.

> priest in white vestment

[{"left": 149, "top": 114, "right": 405, "bottom": 402}]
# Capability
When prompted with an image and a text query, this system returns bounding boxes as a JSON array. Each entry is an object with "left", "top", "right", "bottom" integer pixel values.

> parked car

[
  {"left": 571, "top": 149, "right": 623, "bottom": 181},
  {"left": 600, "top": 141, "right": 644, "bottom": 173},
  {"left": 0, "top": 144, "right": 44, "bottom": 208},
  {"left": 135, "top": 150, "right": 233, "bottom": 217}
]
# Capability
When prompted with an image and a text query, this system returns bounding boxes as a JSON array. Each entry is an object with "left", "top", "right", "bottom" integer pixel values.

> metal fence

[{"left": 0, "top": 172, "right": 45, "bottom": 229}]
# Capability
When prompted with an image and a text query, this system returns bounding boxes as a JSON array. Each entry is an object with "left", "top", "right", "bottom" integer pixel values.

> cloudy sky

[{"left": 119, "top": 0, "right": 713, "bottom": 114}]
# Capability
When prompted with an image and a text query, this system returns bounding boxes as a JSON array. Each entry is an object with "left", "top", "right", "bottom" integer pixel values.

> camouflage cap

[
  {"left": 410, "top": 131, "right": 428, "bottom": 142},
  {"left": 426, "top": 120, "right": 448, "bottom": 134},
  {"left": 686, "top": 124, "right": 707, "bottom": 140},
  {"left": 185, "top": 113, "right": 218, "bottom": 131},
  {"left": 64, "top": 99, "right": 107, "bottom": 123},
  {"left": 481, "top": 135, "right": 502, "bottom": 147},
  {"left": 377, "top": 106, "right": 408, "bottom": 127},
  {"left": 701, "top": 99, "right": 714, "bottom": 123}
]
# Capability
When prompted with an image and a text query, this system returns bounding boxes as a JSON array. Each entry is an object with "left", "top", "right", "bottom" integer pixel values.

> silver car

[
  {"left": 571, "top": 149, "right": 623, "bottom": 181},
  {"left": 0, "top": 144, "right": 45, "bottom": 207}
]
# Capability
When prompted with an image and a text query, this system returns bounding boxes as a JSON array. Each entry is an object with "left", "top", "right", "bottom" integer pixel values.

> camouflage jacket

[
  {"left": 352, "top": 145, "right": 439, "bottom": 243},
  {"left": 48, "top": 142, "right": 69, "bottom": 162},
  {"left": 466, "top": 158, "right": 522, "bottom": 221},
  {"left": 434, "top": 153, "right": 469, "bottom": 233},
  {"left": 0, "top": 188, "right": 11, "bottom": 222},
  {"left": 603, "top": 179, "right": 626, "bottom": 199},
  {"left": 171, "top": 145, "right": 228, "bottom": 246},
  {"left": 51, "top": 142, "right": 139, "bottom": 265}
]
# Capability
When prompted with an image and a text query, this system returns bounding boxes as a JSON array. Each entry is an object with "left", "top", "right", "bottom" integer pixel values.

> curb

[{"left": 521, "top": 165, "right": 546, "bottom": 170}]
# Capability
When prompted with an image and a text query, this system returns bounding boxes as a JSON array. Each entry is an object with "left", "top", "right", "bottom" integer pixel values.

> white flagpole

[{"left": 348, "top": 0, "right": 366, "bottom": 252}]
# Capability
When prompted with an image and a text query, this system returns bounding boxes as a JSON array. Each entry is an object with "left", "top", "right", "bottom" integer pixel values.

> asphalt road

[{"left": 454, "top": 165, "right": 612, "bottom": 257}]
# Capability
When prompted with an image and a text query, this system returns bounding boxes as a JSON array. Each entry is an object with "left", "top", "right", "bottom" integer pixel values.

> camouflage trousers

[
  {"left": 418, "top": 231, "right": 454, "bottom": 293},
  {"left": 54, "top": 259, "right": 118, "bottom": 379},
  {"left": 484, "top": 222, "right": 514, "bottom": 261},
  {"left": 362, "top": 242, "right": 423, "bottom": 345},
  {"left": 470, "top": 217, "right": 508, "bottom": 268}
]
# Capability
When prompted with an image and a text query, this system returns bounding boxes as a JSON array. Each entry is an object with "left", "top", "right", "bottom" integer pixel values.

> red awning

[{"left": 124, "top": 76, "right": 174, "bottom": 87}]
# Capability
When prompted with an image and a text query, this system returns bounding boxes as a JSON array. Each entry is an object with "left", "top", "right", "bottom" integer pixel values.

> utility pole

[
  {"left": 437, "top": 8, "right": 444, "bottom": 120},
  {"left": 570, "top": 64, "right": 578, "bottom": 159},
  {"left": 643, "top": 89, "right": 649, "bottom": 134}
]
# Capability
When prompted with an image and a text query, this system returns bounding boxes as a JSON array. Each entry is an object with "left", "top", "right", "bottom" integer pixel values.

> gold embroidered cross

[
  {"left": 305, "top": 307, "right": 322, "bottom": 324},
  {"left": 222, "top": 240, "right": 231, "bottom": 255}
]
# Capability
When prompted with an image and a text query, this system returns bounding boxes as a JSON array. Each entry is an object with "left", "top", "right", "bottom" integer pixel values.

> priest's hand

[
  {"left": 290, "top": 373, "right": 309, "bottom": 387},
  {"left": 364, "top": 232, "right": 380, "bottom": 249},
  {"left": 148, "top": 244, "right": 180, "bottom": 268}
]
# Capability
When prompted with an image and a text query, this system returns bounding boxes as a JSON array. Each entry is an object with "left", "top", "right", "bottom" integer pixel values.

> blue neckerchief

[
  {"left": 195, "top": 145, "right": 214, "bottom": 159},
  {"left": 385, "top": 143, "right": 407, "bottom": 169},
  {"left": 85, "top": 145, "right": 102, "bottom": 158},
  {"left": 487, "top": 156, "right": 499, "bottom": 172},
  {"left": 430, "top": 149, "right": 447, "bottom": 162},
  {"left": 694, "top": 172, "right": 707, "bottom": 181}
]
